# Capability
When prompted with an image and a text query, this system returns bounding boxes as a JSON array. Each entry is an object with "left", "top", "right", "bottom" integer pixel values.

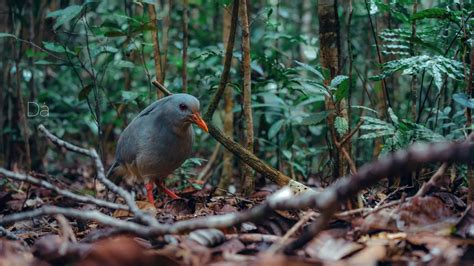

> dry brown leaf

[
  {"left": 0, "top": 239, "right": 36, "bottom": 266},
  {"left": 456, "top": 204, "right": 474, "bottom": 238},
  {"left": 112, "top": 201, "right": 157, "bottom": 218},
  {"left": 406, "top": 232, "right": 465, "bottom": 265},
  {"left": 359, "top": 196, "right": 460, "bottom": 234},
  {"left": 164, "top": 198, "right": 196, "bottom": 217},
  {"left": 33, "top": 234, "right": 90, "bottom": 264},
  {"left": 305, "top": 233, "right": 363, "bottom": 261},
  {"left": 345, "top": 245, "right": 386, "bottom": 266},
  {"left": 80, "top": 236, "right": 179, "bottom": 266}
]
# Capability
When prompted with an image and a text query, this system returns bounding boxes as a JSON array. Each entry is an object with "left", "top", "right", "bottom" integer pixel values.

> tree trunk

[
  {"left": 217, "top": 4, "right": 235, "bottom": 193},
  {"left": 318, "top": 0, "right": 349, "bottom": 179},
  {"left": 466, "top": 35, "right": 474, "bottom": 203},
  {"left": 239, "top": 0, "right": 255, "bottom": 196},
  {"left": 410, "top": 0, "right": 418, "bottom": 120},
  {"left": 182, "top": 0, "right": 189, "bottom": 93},
  {"left": 147, "top": 2, "right": 164, "bottom": 98},
  {"left": 161, "top": 0, "right": 171, "bottom": 81}
]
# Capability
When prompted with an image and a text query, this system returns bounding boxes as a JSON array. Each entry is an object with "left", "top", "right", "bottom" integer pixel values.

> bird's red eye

[{"left": 179, "top": 103, "right": 188, "bottom": 111}]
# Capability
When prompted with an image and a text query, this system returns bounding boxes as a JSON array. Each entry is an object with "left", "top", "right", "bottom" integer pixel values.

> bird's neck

[{"left": 170, "top": 121, "right": 192, "bottom": 137}]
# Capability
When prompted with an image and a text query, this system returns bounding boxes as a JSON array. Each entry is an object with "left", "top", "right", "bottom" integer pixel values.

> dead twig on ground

[
  {"left": 0, "top": 168, "right": 127, "bottom": 210},
  {"left": 416, "top": 133, "right": 474, "bottom": 197}
]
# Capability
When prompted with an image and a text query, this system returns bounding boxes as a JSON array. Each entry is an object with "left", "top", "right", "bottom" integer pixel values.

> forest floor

[{"left": 1, "top": 161, "right": 474, "bottom": 266}]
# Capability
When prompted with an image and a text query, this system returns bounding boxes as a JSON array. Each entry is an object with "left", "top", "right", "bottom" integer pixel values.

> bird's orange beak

[{"left": 191, "top": 112, "right": 208, "bottom": 132}]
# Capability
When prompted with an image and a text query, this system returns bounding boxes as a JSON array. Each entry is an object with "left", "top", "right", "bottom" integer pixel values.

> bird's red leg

[
  {"left": 155, "top": 180, "right": 180, "bottom": 199},
  {"left": 145, "top": 182, "right": 155, "bottom": 204}
]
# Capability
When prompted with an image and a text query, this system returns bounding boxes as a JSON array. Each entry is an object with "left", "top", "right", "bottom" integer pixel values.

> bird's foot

[{"left": 155, "top": 181, "right": 181, "bottom": 199}]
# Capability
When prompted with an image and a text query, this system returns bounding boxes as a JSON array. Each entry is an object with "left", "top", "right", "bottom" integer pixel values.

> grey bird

[{"left": 106, "top": 94, "right": 208, "bottom": 203}]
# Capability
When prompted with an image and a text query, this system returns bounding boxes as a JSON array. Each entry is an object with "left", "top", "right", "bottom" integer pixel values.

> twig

[
  {"left": 0, "top": 206, "right": 158, "bottom": 237},
  {"left": 335, "top": 119, "right": 364, "bottom": 174},
  {"left": 284, "top": 211, "right": 333, "bottom": 254},
  {"left": 374, "top": 185, "right": 409, "bottom": 209},
  {"left": 364, "top": 0, "right": 391, "bottom": 118},
  {"left": 266, "top": 211, "right": 317, "bottom": 254},
  {"left": 416, "top": 133, "right": 474, "bottom": 197},
  {"left": 339, "top": 118, "right": 364, "bottom": 147},
  {"left": 204, "top": 0, "right": 240, "bottom": 121},
  {"left": 0, "top": 168, "right": 127, "bottom": 210},
  {"left": 197, "top": 143, "right": 221, "bottom": 181},
  {"left": 226, "top": 233, "right": 292, "bottom": 243},
  {"left": 151, "top": 80, "right": 172, "bottom": 97},
  {"left": 0, "top": 226, "right": 22, "bottom": 242},
  {"left": 147, "top": 2, "right": 164, "bottom": 93}
]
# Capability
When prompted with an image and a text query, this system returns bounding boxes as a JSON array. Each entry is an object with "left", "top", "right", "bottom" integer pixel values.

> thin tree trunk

[
  {"left": 147, "top": 2, "right": 164, "bottom": 98},
  {"left": 466, "top": 37, "right": 474, "bottom": 203},
  {"left": 239, "top": 0, "right": 254, "bottom": 196},
  {"left": 15, "top": 53, "right": 32, "bottom": 170},
  {"left": 299, "top": 0, "right": 312, "bottom": 63},
  {"left": 217, "top": 4, "right": 235, "bottom": 193},
  {"left": 410, "top": 0, "right": 418, "bottom": 120},
  {"left": 182, "top": 0, "right": 189, "bottom": 93},
  {"left": 161, "top": 0, "right": 171, "bottom": 80},
  {"left": 318, "top": 0, "right": 350, "bottom": 179}
]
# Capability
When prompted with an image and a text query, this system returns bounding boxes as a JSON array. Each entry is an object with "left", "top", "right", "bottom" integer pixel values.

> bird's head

[{"left": 167, "top": 94, "right": 208, "bottom": 132}]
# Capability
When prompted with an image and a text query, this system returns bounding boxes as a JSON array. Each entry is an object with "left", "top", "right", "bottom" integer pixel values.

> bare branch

[
  {"left": 284, "top": 140, "right": 474, "bottom": 252},
  {"left": 0, "top": 206, "right": 157, "bottom": 237},
  {"left": 0, "top": 168, "right": 127, "bottom": 210},
  {"left": 204, "top": 0, "right": 240, "bottom": 121}
]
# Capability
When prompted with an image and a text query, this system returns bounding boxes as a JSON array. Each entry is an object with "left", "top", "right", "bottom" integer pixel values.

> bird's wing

[
  {"left": 135, "top": 96, "right": 172, "bottom": 120},
  {"left": 115, "top": 98, "right": 171, "bottom": 164}
]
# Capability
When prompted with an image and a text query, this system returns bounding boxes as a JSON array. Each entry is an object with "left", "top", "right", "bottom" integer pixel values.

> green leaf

[
  {"left": 330, "top": 75, "right": 348, "bottom": 87},
  {"left": 34, "top": 59, "right": 54, "bottom": 65},
  {"left": 115, "top": 60, "right": 135, "bottom": 68},
  {"left": 43, "top": 41, "right": 74, "bottom": 54},
  {"left": 47, "top": 5, "right": 83, "bottom": 29},
  {"left": 104, "top": 31, "right": 127, "bottom": 37},
  {"left": 388, "top": 108, "right": 399, "bottom": 125},
  {"left": 297, "top": 112, "right": 329, "bottom": 126},
  {"left": 282, "top": 150, "right": 292, "bottom": 159},
  {"left": 121, "top": 91, "right": 139, "bottom": 102},
  {"left": 335, "top": 116, "right": 348, "bottom": 137},
  {"left": 78, "top": 84, "right": 93, "bottom": 101},
  {"left": 453, "top": 93, "right": 474, "bottom": 109},
  {"left": 295, "top": 61, "right": 324, "bottom": 80},
  {"left": 411, "top": 8, "right": 455, "bottom": 22},
  {"left": 268, "top": 119, "right": 285, "bottom": 139},
  {"left": 333, "top": 76, "right": 349, "bottom": 102},
  {"left": 359, "top": 130, "right": 394, "bottom": 139},
  {"left": 0, "top": 33, "right": 16, "bottom": 39},
  {"left": 26, "top": 49, "right": 48, "bottom": 58},
  {"left": 372, "top": 55, "right": 464, "bottom": 90}
]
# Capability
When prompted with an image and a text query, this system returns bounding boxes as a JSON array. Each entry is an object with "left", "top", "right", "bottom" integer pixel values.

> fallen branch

[
  {"left": 266, "top": 211, "right": 317, "bottom": 254},
  {"left": 0, "top": 168, "right": 127, "bottom": 210},
  {"left": 283, "top": 140, "right": 474, "bottom": 252},
  {"left": 0, "top": 206, "right": 159, "bottom": 237}
]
